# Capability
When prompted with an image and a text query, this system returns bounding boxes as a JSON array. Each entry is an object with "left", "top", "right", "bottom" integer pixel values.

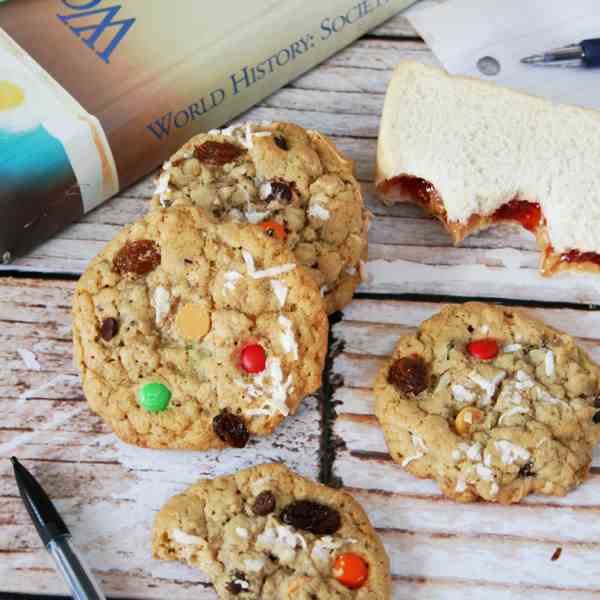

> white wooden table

[{"left": 3, "top": 5, "right": 600, "bottom": 599}]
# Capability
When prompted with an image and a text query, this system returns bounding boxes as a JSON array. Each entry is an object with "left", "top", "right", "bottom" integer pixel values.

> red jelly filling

[
  {"left": 560, "top": 249, "right": 600, "bottom": 266},
  {"left": 492, "top": 200, "right": 542, "bottom": 232},
  {"left": 379, "top": 175, "right": 438, "bottom": 206}
]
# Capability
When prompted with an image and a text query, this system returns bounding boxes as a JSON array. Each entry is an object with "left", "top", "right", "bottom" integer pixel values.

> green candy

[{"left": 139, "top": 382, "right": 171, "bottom": 413}]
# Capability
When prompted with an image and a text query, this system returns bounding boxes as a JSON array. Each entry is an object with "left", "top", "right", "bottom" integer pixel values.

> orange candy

[
  {"left": 333, "top": 553, "right": 369, "bottom": 589},
  {"left": 260, "top": 220, "right": 286, "bottom": 241}
]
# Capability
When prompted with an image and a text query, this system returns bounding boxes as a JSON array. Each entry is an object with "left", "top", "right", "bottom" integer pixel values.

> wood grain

[
  {"left": 0, "top": 278, "right": 321, "bottom": 599},
  {"left": 331, "top": 298, "right": 600, "bottom": 597}
]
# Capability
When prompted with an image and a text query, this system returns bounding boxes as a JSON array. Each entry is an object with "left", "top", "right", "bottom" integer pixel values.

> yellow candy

[
  {"left": 175, "top": 303, "right": 211, "bottom": 340},
  {"left": 454, "top": 406, "right": 485, "bottom": 437}
]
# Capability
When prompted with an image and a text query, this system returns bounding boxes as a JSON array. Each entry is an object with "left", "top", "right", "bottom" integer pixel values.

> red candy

[
  {"left": 240, "top": 343, "right": 266, "bottom": 373},
  {"left": 334, "top": 553, "right": 369, "bottom": 589},
  {"left": 467, "top": 339, "right": 499, "bottom": 360}
]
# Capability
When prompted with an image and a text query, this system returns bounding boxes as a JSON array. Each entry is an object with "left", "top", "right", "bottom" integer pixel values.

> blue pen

[{"left": 522, "top": 38, "right": 600, "bottom": 68}]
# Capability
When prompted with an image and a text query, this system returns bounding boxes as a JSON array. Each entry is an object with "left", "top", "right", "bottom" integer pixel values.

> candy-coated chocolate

[
  {"left": 333, "top": 553, "right": 369, "bottom": 589},
  {"left": 240, "top": 343, "right": 266, "bottom": 373},
  {"left": 139, "top": 382, "right": 171, "bottom": 412},
  {"left": 467, "top": 338, "right": 499, "bottom": 360}
]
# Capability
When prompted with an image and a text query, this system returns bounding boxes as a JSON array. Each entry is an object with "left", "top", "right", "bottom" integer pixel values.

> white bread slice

[{"left": 376, "top": 60, "right": 600, "bottom": 275}]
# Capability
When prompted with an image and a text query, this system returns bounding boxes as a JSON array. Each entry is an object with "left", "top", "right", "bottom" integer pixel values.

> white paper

[{"left": 408, "top": 0, "right": 600, "bottom": 110}]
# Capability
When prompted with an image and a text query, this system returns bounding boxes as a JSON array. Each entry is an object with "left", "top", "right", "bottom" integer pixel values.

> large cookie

[
  {"left": 152, "top": 463, "right": 391, "bottom": 599},
  {"left": 374, "top": 302, "right": 600, "bottom": 504},
  {"left": 151, "top": 121, "right": 369, "bottom": 314},
  {"left": 72, "top": 206, "right": 328, "bottom": 449}
]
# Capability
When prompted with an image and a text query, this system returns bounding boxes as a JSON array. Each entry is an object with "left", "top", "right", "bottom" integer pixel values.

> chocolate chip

[
  {"left": 467, "top": 325, "right": 474, "bottom": 333},
  {"left": 213, "top": 410, "right": 249, "bottom": 448},
  {"left": 387, "top": 354, "right": 428, "bottom": 395},
  {"left": 195, "top": 141, "right": 245, "bottom": 166},
  {"left": 280, "top": 500, "right": 341, "bottom": 535},
  {"left": 593, "top": 411, "right": 600, "bottom": 424},
  {"left": 252, "top": 491, "right": 276, "bottom": 516},
  {"left": 518, "top": 461, "right": 535, "bottom": 478},
  {"left": 265, "top": 180, "right": 293, "bottom": 204},
  {"left": 100, "top": 318, "right": 119, "bottom": 341},
  {"left": 274, "top": 135, "right": 288, "bottom": 151},
  {"left": 113, "top": 240, "right": 161, "bottom": 275},
  {"left": 594, "top": 397, "right": 600, "bottom": 409},
  {"left": 227, "top": 571, "right": 248, "bottom": 595}
]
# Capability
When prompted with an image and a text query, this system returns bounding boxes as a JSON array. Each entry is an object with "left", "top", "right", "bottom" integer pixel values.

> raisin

[
  {"left": 274, "top": 135, "right": 288, "bottom": 151},
  {"left": 387, "top": 355, "right": 428, "bottom": 395},
  {"left": 213, "top": 410, "right": 249, "bottom": 448},
  {"left": 113, "top": 240, "right": 161, "bottom": 275},
  {"left": 593, "top": 411, "right": 600, "bottom": 424},
  {"left": 280, "top": 500, "right": 341, "bottom": 534},
  {"left": 265, "top": 180, "right": 293, "bottom": 204},
  {"left": 594, "top": 397, "right": 600, "bottom": 409},
  {"left": 227, "top": 571, "right": 248, "bottom": 595},
  {"left": 518, "top": 461, "right": 535, "bottom": 478},
  {"left": 100, "top": 318, "right": 119, "bottom": 341},
  {"left": 195, "top": 141, "right": 245, "bottom": 166},
  {"left": 252, "top": 491, "right": 276, "bottom": 516}
]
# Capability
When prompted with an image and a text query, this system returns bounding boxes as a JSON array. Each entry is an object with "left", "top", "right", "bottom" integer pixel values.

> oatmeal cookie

[
  {"left": 152, "top": 463, "right": 391, "bottom": 599},
  {"left": 151, "top": 121, "right": 369, "bottom": 314},
  {"left": 72, "top": 206, "right": 328, "bottom": 449},
  {"left": 374, "top": 302, "right": 600, "bottom": 503}
]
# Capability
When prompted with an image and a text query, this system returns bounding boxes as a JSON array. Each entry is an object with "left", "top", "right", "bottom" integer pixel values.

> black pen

[
  {"left": 522, "top": 38, "right": 600, "bottom": 68},
  {"left": 11, "top": 457, "right": 106, "bottom": 600}
]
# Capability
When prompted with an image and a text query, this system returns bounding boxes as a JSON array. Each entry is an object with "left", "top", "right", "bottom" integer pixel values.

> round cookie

[
  {"left": 152, "top": 463, "right": 391, "bottom": 599},
  {"left": 374, "top": 302, "right": 600, "bottom": 504},
  {"left": 72, "top": 206, "right": 328, "bottom": 450},
  {"left": 151, "top": 121, "right": 370, "bottom": 314}
]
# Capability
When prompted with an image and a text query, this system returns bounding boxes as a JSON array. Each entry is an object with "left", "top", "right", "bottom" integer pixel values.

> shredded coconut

[
  {"left": 253, "top": 131, "right": 272, "bottom": 138},
  {"left": 345, "top": 266, "right": 357, "bottom": 276},
  {"left": 451, "top": 384, "right": 475, "bottom": 403},
  {"left": 17, "top": 349, "right": 41, "bottom": 371},
  {"left": 155, "top": 171, "right": 172, "bottom": 207},
  {"left": 469, "top": 371, "right": 505, "bottom": 404},
  {"left": 171, "top": 528, "right": 205, "bottom": 546},
  {"left": 515, "top": 370, "right": 535, "bottom": 390},
  {"left": 236, "top": 527, "right": 249, "bottom": 539},
  {"left": 466, "top": 442, "right": 482, "bottom": 462},
  {"left": 242, "top": 249, "right": 295, "bottom": 279},
  {"left": 224, "top": 271, "right": 242, "bottom": 292},
  {"left": 308, "top": 204, "right": 331, "bottom": 220},
  {"left": 244, "top": 557, "right": 265, "bottom": 572},
  {"left": 278, "top": 316, "right": 298, "bottom": 360},
  {"left": 271, "top": 280, "right": 288, "bottom": 308},
  {"left": 455, "top": 477, "right": 467, "bottom": 492},
  {"left": 498, "top": 405, "right": 529, "bottom": 424},
  {"left": 259, "top": 181, "right": 273, "bottom": 201},
  {"left": 245, "top": 208, "right": 271, "bottom": 224},
  {"left": 402, "top": 433, "right": 427, "bottom": 466},
  {"left": 503, "top": 343, "right": 522, "bottom": 353},
  {"left": 490, "top": 482, "right": 499, "bottom": 496},
  {"left": 311, "top": 536, "right": 344, "bottom": 563},
  {"left": 545, "top": 350, "right": 555, "bottom": 377},
  {"left": 153, "top": 286, "right": 171, "bottom": 324},
  {"left": 476, "top": 463, "right": 494, "bottom": 481},
  {"left": 495, "top": 440, "right": 530, "bottom": 465},
  {"left": 243, "top": 358, "right": 293, "bottom": 416},
  {"left": 480, "top": 325, "right": 490, "bottom": 334}
]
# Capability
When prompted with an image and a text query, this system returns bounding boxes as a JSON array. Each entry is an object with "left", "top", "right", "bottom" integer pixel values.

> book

[{"left": 0, "top": 0, "right": 415, "bottom": 262}]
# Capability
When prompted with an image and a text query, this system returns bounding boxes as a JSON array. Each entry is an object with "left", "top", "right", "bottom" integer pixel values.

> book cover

[{"left": 0, "top": 0, "right": 415, "bottom": 261}]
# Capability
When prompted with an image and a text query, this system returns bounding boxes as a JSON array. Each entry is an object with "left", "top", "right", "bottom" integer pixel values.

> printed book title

[{"left": 144, "top": 0, "right": 393, "bottom": 141}]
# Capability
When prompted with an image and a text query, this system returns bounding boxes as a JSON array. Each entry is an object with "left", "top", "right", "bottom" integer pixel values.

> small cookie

[
  {"left": 152, "top": 463, "right": 391, "bottom": 599},
  {"left": 151, "top": 121, "right": 370, "bottom": 314},
  {"left": 374, "top": 302, "right": 600, "bottom": 504},
  {"left": 72, "top": 206, "right": 328, "bottom": 449}
]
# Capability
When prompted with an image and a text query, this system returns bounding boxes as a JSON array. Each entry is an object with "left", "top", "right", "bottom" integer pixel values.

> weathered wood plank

[{"left": 0, "top": 278, "right": 321, "bottom": 598}]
